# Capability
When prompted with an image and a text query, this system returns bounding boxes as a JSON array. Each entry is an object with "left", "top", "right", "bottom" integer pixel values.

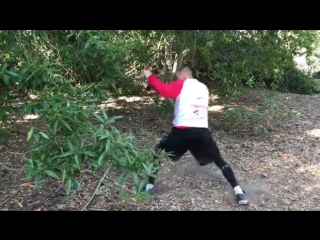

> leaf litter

[{"left": 1, "top": 88, "right": 320, "bottom": 211}]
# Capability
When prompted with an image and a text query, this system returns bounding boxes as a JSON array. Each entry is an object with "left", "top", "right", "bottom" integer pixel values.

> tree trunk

[
  {"left": 173, "top": 44, "right": 183, "bottom": 79},
  {"left": 164, "top": 43, "right": 173, "bottom": 82}
]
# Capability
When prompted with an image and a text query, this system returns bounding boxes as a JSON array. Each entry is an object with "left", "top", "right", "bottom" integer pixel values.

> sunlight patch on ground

[
  {"left": 208, "top": 105, "right": 224, "bottom": 112},
  {"left": 297, "top": 164, "right": 320, "bottom": 180},
  {"left": 100, "top": 101, "right": 123, "bottom": 110},
  {"left": 306, "top": 129, "right": 320, "bottom": 137},
  {"left": 209, "top": 94, "right": 219, "bottom": 101},
  {"left": 303, "top": 183, "right": 320, "bottom": 192},
  {"left": 15, "top": 114, "right": 40, "bottom": 123},
  {"left": 117, "top": 96, "right": 150, "bottom": 103},
  {"left": 29, "top": 94, "right": 39, "bottom": 100},
  {"left": 96, "top": 94, "right": 221, "bottom": 110},
  {"left": 98, "top": 95, "right": 155, "bottom": 109},
  {"left": 24, "top": 114, "right": 39, "bottom": 120}
]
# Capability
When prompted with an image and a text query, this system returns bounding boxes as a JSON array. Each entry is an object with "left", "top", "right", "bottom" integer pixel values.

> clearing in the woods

[{"left": 1, "top": 88, "right": 320, "bottom": 211}]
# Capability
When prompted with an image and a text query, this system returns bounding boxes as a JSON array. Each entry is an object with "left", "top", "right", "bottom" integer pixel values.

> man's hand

[{"left": 143, "top": 67, "right": 152, "bottom": 79}]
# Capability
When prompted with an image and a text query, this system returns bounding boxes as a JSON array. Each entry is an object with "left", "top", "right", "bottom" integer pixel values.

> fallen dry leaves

[{"left": 1, "top": 88, "right": 320, "bottom": 211}]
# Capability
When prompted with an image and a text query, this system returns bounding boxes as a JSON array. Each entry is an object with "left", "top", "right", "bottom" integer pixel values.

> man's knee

[
  {"left": 199, "top": 161, "right": 211, "bottom": 166},
  {"left": 197, "top": 157, "right": 215, "bottom": 166},
  {"left": 198, "top": 158, "right": 229, "bottom": 169}
]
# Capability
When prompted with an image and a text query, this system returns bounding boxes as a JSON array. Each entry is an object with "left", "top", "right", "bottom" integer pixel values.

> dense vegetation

[{"left": 1, "top": 30, "right": 319, "bottom": 200}]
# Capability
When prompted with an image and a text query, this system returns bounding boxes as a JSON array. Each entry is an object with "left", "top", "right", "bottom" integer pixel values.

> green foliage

[
  {"left": 149, "top": 98, "right": 174, "bottom": 117},
  {"left": 23, "top": 86, "right": 163, "bottom": 196},
  {"left": 280, "top": 67, "right": 320, "bottom": 94},
  {"left": 225, "top": 93, "right": 299, "bottom": 135},
  {"left": 0, "top": 30, "right": 166, "bottom": 200},
  {"left": 191, "top": 30, "right": 320, "bottom": 97}
]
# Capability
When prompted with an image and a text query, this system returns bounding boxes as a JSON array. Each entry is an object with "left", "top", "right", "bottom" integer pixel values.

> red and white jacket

[{"left": 148, "top": 74, "right": 209, "bottom": 129}]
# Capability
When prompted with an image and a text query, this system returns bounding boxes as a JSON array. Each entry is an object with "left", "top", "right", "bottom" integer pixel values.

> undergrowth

[{"left": 225, "top": 93, "right": 299, "bottom": 136}]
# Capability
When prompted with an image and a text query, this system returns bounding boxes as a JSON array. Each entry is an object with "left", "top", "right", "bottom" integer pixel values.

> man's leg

[
  {"left": 144, "top": 128, "right": 188, "bottom": 192},
  {"left": 188, "top": 128, "right": 249, "bottom": 205}
]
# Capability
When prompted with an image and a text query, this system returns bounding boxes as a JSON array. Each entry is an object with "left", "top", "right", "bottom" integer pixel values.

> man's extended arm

[{"left": 147, "top": 74, "right": 184, "bottom": 99}]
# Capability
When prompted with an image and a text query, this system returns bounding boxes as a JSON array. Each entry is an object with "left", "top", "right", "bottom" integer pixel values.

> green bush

[
  {"left": 0, "top": 30, "right": 166, "bottom": 200},
  {"left": 279, "top": 67, "right": 320, "bottom": 94},
  {"left": 23, "top": 82, "right": 164, "bottom": 197}
]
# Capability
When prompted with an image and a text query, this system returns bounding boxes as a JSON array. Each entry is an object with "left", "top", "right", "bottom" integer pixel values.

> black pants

[{"left": 149, "top": 127, "right": 239, "bottom": 188}]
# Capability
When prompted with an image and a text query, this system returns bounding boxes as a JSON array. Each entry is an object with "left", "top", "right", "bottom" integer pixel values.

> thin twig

[
  {"left": 0, "top": 162, "right": 23, "bottom": 171},
  {"left": 80, "top": 170, "right": 108, "bottom": 211},
  {"left": 88, "top": 208, "right": 109, "bottom": 211},
  {"left": 0, "top": 187, "right": 21, "bottom": 207},
  {"left": 7, "top": 143, "right": 50, "bottom": 155}
]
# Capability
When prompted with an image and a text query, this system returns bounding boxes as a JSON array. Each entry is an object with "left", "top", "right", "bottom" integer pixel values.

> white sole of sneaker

[{"left": 239, "top": 200, "right": 249, "bottom": 205}]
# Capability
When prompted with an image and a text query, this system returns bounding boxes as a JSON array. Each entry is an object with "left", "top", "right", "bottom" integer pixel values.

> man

[{"left": 142, "top": 67, "right": 249, "bottom": 205}]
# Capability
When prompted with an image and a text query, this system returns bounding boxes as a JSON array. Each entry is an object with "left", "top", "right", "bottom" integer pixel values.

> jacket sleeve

[{"left": 147, "top": 74, "right": 184, "bottom": 99}]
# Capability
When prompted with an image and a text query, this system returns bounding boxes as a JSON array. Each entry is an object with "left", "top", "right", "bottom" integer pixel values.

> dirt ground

[{"left": 1, "top": 88, "right": 320, "bottom": 211}]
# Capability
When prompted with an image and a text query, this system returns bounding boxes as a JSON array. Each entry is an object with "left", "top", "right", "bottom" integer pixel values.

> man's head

[{"left": 177, "top": 67, "right": 193, "bottom": 80}]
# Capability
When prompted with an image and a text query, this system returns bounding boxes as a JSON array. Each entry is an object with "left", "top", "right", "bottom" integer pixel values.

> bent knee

[{"left": 198, "top": 158, "right": 215, "bottom": 166}]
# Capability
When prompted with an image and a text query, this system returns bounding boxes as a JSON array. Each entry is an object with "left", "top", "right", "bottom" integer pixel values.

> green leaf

[
  {"left": 84, "top": 151, "right": 98, "bottom": 157},
  {"left": 93, "top": 113, "right": 104, "bottom": 123},
  {"left": 53, "top": 120, "right": 58, "bottom": 134},
  {"left": 27, "top": 127, "right": 34, "bottom": 141},
  {"left": 133, "top": 173, "right": 139, "bottom": 186},
  {"left": 34, "top": 175, "right": 39, "bottom": 188},
  {"left": 80, "top": 139, "right": 84, "bottom": 149},
  {"left": 142, "top": 162, "right": 150, "bottom": 174},
  {"left": 132, "top": 185, "right": 138, "bottom": 194},
  {"left": 84, "top": 99, "right": 99, "bottom": 103},
  {"left": 67, "top": 180, "right": 72, "bottom": 195},
  {"left": 60, "top": 119, "right": 72, "bottom": 131},
  {"left": 6, "top": 71, "right": 21, "bottom": 78},
  {"left": 41, "top": 72, "right": 47, "bottom": 81},
  {"left": 105, "top": 139, "right": 111, "bottom": 152},
  {"left": 24, "top": 158, "right": 34, "bottom": 168},
  {"left": 39, "top": 132, "right": 49, "bottom": 139},
  {"left": 3, "top": 74, "right": 9, "bottom": 84},
  {"left": 44, "top": 170, "right": 59, "bottom": 179},
  {"left": 30, "top": 101, "right": 39, "bottom": 106},
  {"left": 105, "top": 115, "right": 123, "bottom": 124},
  {"left": 62, "top": 169, "right": 66, "bottom": 182},
  {"left": 72, "top": 179, "right": 81, "bottom": 190},
  {"left": 99, "top": 136, "right": 108, "bottom": 140},
  {"left": 84, "top": 40, "right": 91, "bottom": 50},
  {"left": 102, "top": 109, "right": 108, "bottom": 119},
  {"left": 1, "top": 62, "right": 8, "bottom": 72},
  {"left": 25, "top": 169, "right": 32, "bottom": 181},
  {"left": 98, "top": 151, "right": 107, "bottom": 165},
  {"left": 81, "top": 111, "right": 89, "bottom": 119},
  {"left": 67, "top": 140, "right": 74, "bottom": 151},
  {"left": 139, "top": 179, "right": 148, "bottom": 192},
  {"left": 34, "top": 133, "right": 40, "bottom": 142},
  {"left": 75, "top": 155, "right": 81, "bottom": 170},
  {"left": 60, "top": 151, "right": 74, "bottom": 158},
  {"left": 67, "top": 33, "right": 73, "bottom": 38}
]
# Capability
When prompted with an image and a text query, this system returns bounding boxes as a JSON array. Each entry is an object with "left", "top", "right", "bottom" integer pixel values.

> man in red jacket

[{"left": 142, "top": 67, "right": 249, "bottom": 205}]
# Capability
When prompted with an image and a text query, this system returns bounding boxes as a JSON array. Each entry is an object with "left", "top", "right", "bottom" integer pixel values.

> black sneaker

[{"left": 236, "top": 191, "right": 249, "bottom": 205}]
